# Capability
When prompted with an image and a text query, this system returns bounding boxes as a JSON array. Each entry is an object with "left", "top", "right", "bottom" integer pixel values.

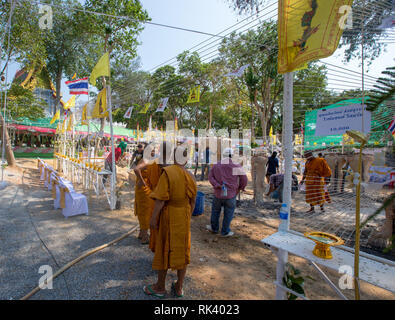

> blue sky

[{"left": 4, "top": 0, "right": 395, "bottom": 106}]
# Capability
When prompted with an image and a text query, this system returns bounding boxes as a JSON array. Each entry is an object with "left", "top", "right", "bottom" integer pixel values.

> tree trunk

[
  {"left": 0, "top": 111, "right": 16, "bottom": 167},
  {"left": 251, "top": 103, "right": 255, "bottom": 143},
  {"left": 208, "top": 105, "right": 213, "bottom": 129},
  {"left": 54, "top": 70, "right": 63, "bottom": 115}
]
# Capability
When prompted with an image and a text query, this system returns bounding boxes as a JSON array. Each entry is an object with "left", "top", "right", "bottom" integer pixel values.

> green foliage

[
  {"left": 340, "top": 0, "right": 393, "bottom": 64},
  {"left": 282, "top": 263, "right": 314, "bottom": 300},
  {"left": 3, "top": 83, "right": 45, "bottom": 120},
  {"left": 366, "top": 66, "right": 395, "bottom": 112},
  {"left": 84, "top": 0, "right": 150, "bottom": 71}
]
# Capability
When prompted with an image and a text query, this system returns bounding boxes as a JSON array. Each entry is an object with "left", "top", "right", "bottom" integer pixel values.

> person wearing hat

[
  {"left": 130, "top": 144, "right": 144, "bottom": 169},
  {"left": 207, "top": 147, "right": 248, "bottom": 237}
]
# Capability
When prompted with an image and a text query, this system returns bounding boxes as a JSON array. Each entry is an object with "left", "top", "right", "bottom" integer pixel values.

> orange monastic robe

[
  {"left": 134, "top": 161, "right": 162, "bottom": 230},
  {"left": 304, "top": 157, "right": 332, "bottom": 206},
  {"left": 149, "top": 165, "right": 197, "bottom": 271}
]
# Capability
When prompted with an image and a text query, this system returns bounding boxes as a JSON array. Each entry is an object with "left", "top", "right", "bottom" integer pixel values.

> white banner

[
  {"left": 124, "top": 106, "right": 133, "bottom": 119},
  {"left": 315, "top": 104, "right": 371, "bottom": 136},
  {"left": 156, "top": 97, "right": 169, "bottom": 112}
]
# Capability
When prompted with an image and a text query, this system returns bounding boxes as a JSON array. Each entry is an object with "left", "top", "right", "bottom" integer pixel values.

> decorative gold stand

[{"left": 304, "top": 231, "right": 344, "bottom": 260}]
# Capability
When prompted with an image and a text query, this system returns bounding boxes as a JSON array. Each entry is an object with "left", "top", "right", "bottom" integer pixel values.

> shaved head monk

[
  {"left": 301, "top": 150, "right": 332, "bottom": 213},
  {"left": 143, "top": 145, "right": 197, "bottom": 298}
]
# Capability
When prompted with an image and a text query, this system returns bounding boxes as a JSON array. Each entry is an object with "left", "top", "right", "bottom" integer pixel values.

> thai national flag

[
  {"left": 65, "top": 77, "right": 89, "bottom": 95},
  {"left": 388, "top": 115, "right": 395, "bottom": 135}
]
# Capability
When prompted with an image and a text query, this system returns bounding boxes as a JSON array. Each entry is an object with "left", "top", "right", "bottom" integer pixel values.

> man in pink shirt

[{"left": 207, "top": 148, "right": 248, "bottom": 237}]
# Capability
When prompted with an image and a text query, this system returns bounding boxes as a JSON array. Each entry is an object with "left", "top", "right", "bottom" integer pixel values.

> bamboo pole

[{"left": 20, "top": 226, "right": 138, "bottom": 300}]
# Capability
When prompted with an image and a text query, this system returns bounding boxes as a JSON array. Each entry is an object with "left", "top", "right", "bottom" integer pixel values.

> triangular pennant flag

[
  {"left": 139, "top": 103, "right": 150, "bottom": 114},
  {"left": 187, "top": 86, "right": 201, "bottom": 104},
  {"left": 156, "top": 97, "right": 169, "bottom": 112},
  {"left": 55, "top": 121, "right": 60, "bottom": 134},
  {"left": 72, "top": 73, "right": 77, "bottom": 80},
  {"left": 92, "top": 88, "right": 108, "bottom": 118},
  {"left": 89, "top": 52, "right": 110, "bottom": 86},
  {"left": 81, "top": 103, "right": 89, "bottom": 126},
  {"left": 50, "top": 110, "right": 60, "bottom": 125},
  {"left": 124, "top": 106, "right": 133, "bottom": 119},
  {"left": 63, "top": 96, "right": 76, "bottom": 110},
  {"left": 224, "top": 64, "right": 250, "bottom": 77}
]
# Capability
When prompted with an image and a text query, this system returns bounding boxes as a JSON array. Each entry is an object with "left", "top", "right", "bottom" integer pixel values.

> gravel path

[{"left": 0, "top": 169, "right": 201, "bottom": 300}]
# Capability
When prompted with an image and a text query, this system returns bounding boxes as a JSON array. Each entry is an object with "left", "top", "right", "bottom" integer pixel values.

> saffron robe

[
  {"left": 149, "top": 165, "right": 197, "bottom": 270},
  {"left": 134, "top": 160, "right": 161, "bottom": 230},
  {"left": 304, "top": 157, "right": 332, "bottom": 206}
]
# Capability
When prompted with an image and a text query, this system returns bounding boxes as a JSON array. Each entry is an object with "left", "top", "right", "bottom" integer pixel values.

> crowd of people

[{"left": 100, "top": 140, "right": 332, "bottom": 297}]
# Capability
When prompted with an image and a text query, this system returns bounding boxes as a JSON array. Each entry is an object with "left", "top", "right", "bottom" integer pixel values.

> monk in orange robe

[
  {"left": 301, "top": 151, "right": 332, "bottom": 213},
  {"left": 133, "top": 148, "right": 162, "bottom": 244},
  {"left": 143, "top": 146, "right": 197, "bottom": 298}
]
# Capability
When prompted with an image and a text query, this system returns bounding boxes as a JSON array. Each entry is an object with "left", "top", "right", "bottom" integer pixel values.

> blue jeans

[
  {"left": 210, "top": 196, "right": 236, "bottom": 235},
  {"left": 201, "top": 164, "right": 210, "bottom": 180}
]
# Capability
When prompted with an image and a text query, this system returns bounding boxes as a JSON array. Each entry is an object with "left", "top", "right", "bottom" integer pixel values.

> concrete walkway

[{"left": 0, "top": 169, "right": 199, "bottom": 300}]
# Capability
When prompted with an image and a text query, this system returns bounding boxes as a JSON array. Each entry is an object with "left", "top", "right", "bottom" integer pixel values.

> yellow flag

[
  {"left": 55, "top": 121, "right": 60, "bottom": 134},
  {"left": 139, "top": 103, "right": 150, "bottom": 114},
  {"left": 187, "top": 86, "right": 200, "bottom": 104},
  {"left": 61, "top": 118, "right": 66, "bottom": 134},
  {"left": 175, "top": 117, "right": 178, "bottom": 132},
  {"left": 89, "top": 52, "right": 110, "bottom": 86},
  {"left": 278, "top": 0, "right": 354, "bottom": 74},
  {"left": 269, "top": 126, "right": 273, "bottom": 137},
  {"left": 50, "top": 110, "right": 60, "bottom": 125},
  {"left": 64, "top": 96, "right": 76, "bottom": 110},
  {"left": 81, "top": 103, "right": 88, "bottom": 125},
  {"left": 72, "top": 73, "right": 77, "bottom": 80},
  {"left": 67, "top": 114, "right": 74, "bottom": 132},
  {"left": 91, "top": 88, "right": 108, "bottom": 118}
]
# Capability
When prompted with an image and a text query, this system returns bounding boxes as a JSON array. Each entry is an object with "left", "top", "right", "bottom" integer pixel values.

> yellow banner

[
  {"left": 187, "top": 86, "right": 200, "bottom": 104},
  {"left": 139, "top": 103, "right": 150, "bottom": 114},
  {"left": 81, "top": 103, "right": 88, "bottom": 125},
  {"left": 278, "top": 0, "right": 353, "bottom": 74},
  {"left": 92, "top": 88, "right": 108, "bottom": 118},
  {"left": 50, "top": 110, "right": 60, "bottom": 125},
  {"left": 89, "top": 52, "right": 110, "bottom": 86},
  {"left": 67, "top": 114, "right": 74, "bottom": 132},
  {"left": 64, "top": 96, "right": 76, "bottom": 110}
]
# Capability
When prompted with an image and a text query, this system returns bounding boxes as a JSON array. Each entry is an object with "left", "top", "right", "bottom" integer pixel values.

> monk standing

[
  {"left": 301, "top": 151, "right": 332, "bottom": 213},
  {"left": 133, "top": 145, "right": 162, "bottom": 244},
  {"left": 143, "top": 146, "right": 197, "bottom": 298}
]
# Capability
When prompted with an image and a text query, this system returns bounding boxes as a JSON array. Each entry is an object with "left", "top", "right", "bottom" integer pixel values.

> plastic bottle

[
  {"left": 221, "top": 182, "right": 228, "bottom": 197},
  {"left": 279, "top": 203, "right": 288, "bottom": 231}
]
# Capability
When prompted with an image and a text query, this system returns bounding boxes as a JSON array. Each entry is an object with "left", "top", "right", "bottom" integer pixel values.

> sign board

[{"left": 315, "top": 104, "right": 371, "bottom": 136}]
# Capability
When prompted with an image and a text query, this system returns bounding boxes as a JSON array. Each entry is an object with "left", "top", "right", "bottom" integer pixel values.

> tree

[
  {"left": 0, "top": 1, "right": 46, "bottom": 78},
  {"left": 82, "top": 0, "right": 150, "bottom": 131},
  {"left": 225, "top": 0, "right": 394, "bottom": 63},
  {"left": 219, "top": 21, "right": 283, "bottom": 138},
  {"left": 0, "top": 81, "right": 45, "bottom": 167},
  {"left": 340, "top": 0, "right": 394, "bottom": 64},
  {"left": 44, "top": 0, "right": 94, "bottom": 114}
]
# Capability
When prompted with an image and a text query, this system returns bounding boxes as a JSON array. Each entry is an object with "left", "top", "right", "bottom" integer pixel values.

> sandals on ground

[
  {"left": 143, "top": 285, "right": 166, "bottom": 299},
  {"left": 171, "top": 282, "right": 184, "bottom": 298}
]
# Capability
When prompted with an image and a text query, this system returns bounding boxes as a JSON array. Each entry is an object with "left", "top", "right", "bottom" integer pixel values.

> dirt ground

[{"left": 3, "top": 159, "right": 395, "bottom": 300}]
